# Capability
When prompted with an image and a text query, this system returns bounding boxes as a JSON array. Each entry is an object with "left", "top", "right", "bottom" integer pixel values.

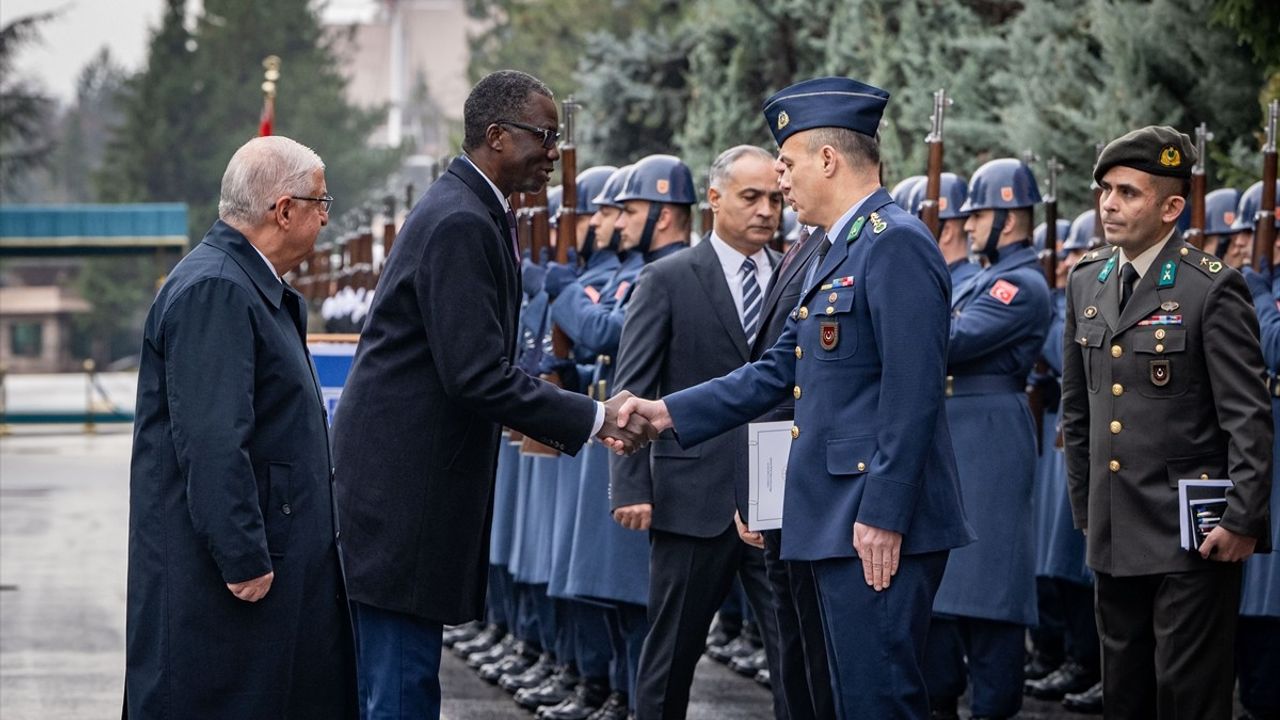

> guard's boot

[
  {"left": 454, "top": 623, "right": 504, "bottom": 657},
  {"left": 754, "top": 668, "right": 770, "bottom": 688},
  {"left": 500, "top": 652, "right": 555, "bottom": 692},
  {"left": 1061, "top": 681, "right": 1103, "bottom": 714},
  {"left": 479, "top": 642, "right": 537, "bottom": 683},
  {"left": 516, "top": 664, "right": 579, "bottom": 710},
  {"left": 539, "top": 679, "right": 611, "bottom": 720},
  {"left": 583, "top": 691, "right": 628, "bottom": 720},
  {"left": 443, "top": 620, "right": 484, "bottom": 648},
  {"left": 1026, "top": 660, "right": 1099, "bottom": 700},
  {"left": 467, "top": 634, "right": 514, "bottom": 668},
  {"left": 729, "top": 648, "right": 767, "bottom": 677}
]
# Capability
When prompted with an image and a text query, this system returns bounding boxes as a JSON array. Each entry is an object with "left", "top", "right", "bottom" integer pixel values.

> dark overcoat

[
  {"left": 332, "top": 157, "right": 596, "bottom": 624},
  {"left": 126, "top": 220, "right": 354, "bottom": 719}
]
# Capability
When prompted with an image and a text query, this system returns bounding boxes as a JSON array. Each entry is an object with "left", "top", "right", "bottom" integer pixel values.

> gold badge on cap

[
  {"left": 655, "top": 179, "right": 670, "bottom": 195},
  {"left": 777, "top": 111, "right": 790, "bottom": 130},
  {"left": 1159, "top": 146, "right": 1182, "bottom": 167}
]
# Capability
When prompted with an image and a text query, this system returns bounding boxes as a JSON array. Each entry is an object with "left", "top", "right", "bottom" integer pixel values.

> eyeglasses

[
  {"left": 270, "top": 194, "right": 334, "bottom": 213},
  {"left": 498, "top": 120, "right": 560, "bottom": 149}
]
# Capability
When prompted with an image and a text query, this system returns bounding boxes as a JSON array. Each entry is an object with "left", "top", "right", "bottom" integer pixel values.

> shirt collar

[
  {"left": 248, "top": 241, "right": 283, "bottom": 284},
  {"left": 824, "top": 189, "right": 877, "bottom": 242},
  {"left": 461, "top": 153, "right": 512, "bottom": 213},
  {"left": 708, "top": 231, "right": 771, "bottom": 276},
  {"left": 1119, "top": 228, "right": 1176, "bottom": 279}
]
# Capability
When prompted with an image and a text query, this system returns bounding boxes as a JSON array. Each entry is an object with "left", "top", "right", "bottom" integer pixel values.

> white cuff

[{"left": 591, "top": 401, "right": 606, "bottom": 436}]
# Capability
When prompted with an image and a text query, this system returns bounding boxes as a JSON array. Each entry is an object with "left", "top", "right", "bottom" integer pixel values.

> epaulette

[
  {"left": 1176, "top": 243, "right": 1225, "bottom": 278},
  {"left": 1075, "top": 245, "right": 1117, "bottom": 266}
]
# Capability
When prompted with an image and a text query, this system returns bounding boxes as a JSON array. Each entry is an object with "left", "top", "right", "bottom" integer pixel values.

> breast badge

[
  {"left": 819, "top": 320, "right": 839, "bottom": 351},
  {"left": 1150, "top": 359, "right": 1171, "bottom": 387}
]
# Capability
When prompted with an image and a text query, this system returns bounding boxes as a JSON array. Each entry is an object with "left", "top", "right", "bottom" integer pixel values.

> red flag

[{"left": 258, "top": 95, "right": 275, "bottom": 137}]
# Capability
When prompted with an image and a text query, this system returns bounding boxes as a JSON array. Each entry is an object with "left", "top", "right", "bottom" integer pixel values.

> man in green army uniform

[{"left": 1061, "top": 125, "right": 1273, "bottom": 719}]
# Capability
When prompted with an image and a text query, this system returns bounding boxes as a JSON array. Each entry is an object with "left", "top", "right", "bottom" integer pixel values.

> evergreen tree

[
  {"left": 0, "top": 10, "right": 58, "bottom": 199},
  {"left": 49, "top": 49, "right": 127, "bottom": 203},
  {"left": 99, "top": 0, "right": 401, "bottom": 239}
]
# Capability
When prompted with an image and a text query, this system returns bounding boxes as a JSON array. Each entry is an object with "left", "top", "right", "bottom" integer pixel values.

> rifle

[
  {"left": 556, "top": 98, "right": 579, "bottom": 265},
  {"left": 920, "top": 88, "right": 951, "bottom": 240},
  {"left": 1041, "top": 157, "right": 1062, "bottom": 288},
  {"left": 1092, "top": 142, "right": 1105, "bottom": 245},
  {"left": 1255, "top": 100, "right": 1278, "bottom": 273},
  {"left": 1185, "top": 123, "right": 1212, "bottom": 250},
  {"left": 380, "top": 195, "right": 397, "bottom": 282}
]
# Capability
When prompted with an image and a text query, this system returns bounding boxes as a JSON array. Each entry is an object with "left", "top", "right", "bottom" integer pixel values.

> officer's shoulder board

[
  {"left": 1175, "top": 243, "right": 1225, "bottom": 279},
  {"left": 1075, "top": 245, "right": 1117, "bottom": 267}
]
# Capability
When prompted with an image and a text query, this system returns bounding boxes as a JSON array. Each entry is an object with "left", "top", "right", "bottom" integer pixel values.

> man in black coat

[
  {"left": 126, "top": 136, "right": 354, "bottom": 718},
  {"left": 332, "top": 70, "right": 651, "bottom": 719},
  {"left": 608, "top": 145, "right": 787, "bottom": 719}
]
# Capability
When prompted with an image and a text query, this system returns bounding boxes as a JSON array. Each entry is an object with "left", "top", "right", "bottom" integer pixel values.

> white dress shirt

[{"left": 707, "top": 232, "right": 774, "bottom": 323}]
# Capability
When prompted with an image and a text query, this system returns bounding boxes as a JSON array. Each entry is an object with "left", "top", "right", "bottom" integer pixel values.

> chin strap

[
  {"left": 637, "top": 202, "right": 663, "bottom": 255},
  {"left": 979, "top": 209, "right": 1008, "bottom": 265},
  {"left": 579, "top": 226, "right": 596, "bottom": 266}
]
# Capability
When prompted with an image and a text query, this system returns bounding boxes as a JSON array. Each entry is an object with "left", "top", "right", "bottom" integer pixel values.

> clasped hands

[{"left": 596, "top": 391, "right": 664, "bottom": 455}]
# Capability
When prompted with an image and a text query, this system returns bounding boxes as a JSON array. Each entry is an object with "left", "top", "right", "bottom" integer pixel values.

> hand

[
  {"left": 604, "top": 396, "right": 673, "bottom": 455},
  {"left": 544, "top": 262, "right": 577, "bottom": 298},
  {"left": 597, "top": 390, "right": 659, "bottom": 455},
  {"left": 853, "top": 522, "right": 901, "bottom": 592},
  {"left": 1198, "top": 525, "right": 1257, "bottom": 562},
  {"left": 734, "top": 510, "right": 764, "bottom": 549},
  {"left": 227, "top": 570, "right": 274, "bottom": 602},
  {"left": 613, "top": 503, "right": 652, "bottom": 530},
  {"left": 522, "top": 260, "right": 547, "bottom": 299}
]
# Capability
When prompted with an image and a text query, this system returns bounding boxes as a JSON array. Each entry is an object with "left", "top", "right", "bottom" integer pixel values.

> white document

[
  {"left": 748, "top": 421, "right": 794, "bottom": 531},
  {"left": 1177, "top": 478, "right": 1232, "bottom": 551}
]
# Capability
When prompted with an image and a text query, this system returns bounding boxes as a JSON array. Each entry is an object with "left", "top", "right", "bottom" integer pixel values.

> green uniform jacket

[{"left": 1061, "top": 238, "right": 1273, "bottom": 576}]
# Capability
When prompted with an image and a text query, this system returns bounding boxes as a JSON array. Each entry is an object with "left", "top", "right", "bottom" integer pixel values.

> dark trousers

[
  {"left": 1094, "top": 565, "right": 1242, "bottom": 720},
  {"left": 516, "top": 582, "right": 555, "bottom": 651},
  {"left": 350, "top": 600, "right": 443, "bottom": 720},
  {"left": 811, "top": 552, "right": 948, "bottom": 720},
  {"left": 487, "top": 564, "right": 513, "bottom": 631},
  {"left": 634, "top": 525, "right": 784, "bottom": 720},
  {"left": 607, "top": 601, "right": 649, "bottom": 709},
  {"left": 555, "top": 599, "right": 577, "bottom": 666},
  {"left": 1058, "top": 579, "right": 1099, "bottom": 672},
  {"left": 1030, "top": 576, "right": 1065, "bottom": 664},
  {"left": 923, "top": 616, "right": 1025, "bottom": 717},
  {"left": 1236, "top": 615, "right": 1280, "bottom": 718},
  {"left": 762, "top": 530, "right": 835, "bottom": 720},
  {"left": 569, "top": 600, "right": 614, "bottom": 681}
]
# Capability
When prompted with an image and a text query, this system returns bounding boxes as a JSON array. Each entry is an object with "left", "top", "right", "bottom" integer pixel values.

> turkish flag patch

[
  {"left": 614, "top": 281, "right": 632, "bottom": 301},
  {"left": 989, "top": 279, "right": 1020, "bottom": 305}
]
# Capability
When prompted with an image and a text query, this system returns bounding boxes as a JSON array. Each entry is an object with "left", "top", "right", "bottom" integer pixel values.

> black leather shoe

[
  {"left": 1061, "top": 680, "right": 1103, "bottom": 714},
  {"left": 582, "top": 692, "right": 628, "bottom": 720},
  {"left": 479, "top": 643, "right": 537, "bottom": 683},
  {"left": 1026, "top": 660, "right": 1099, "bottom": 700},
  {"left": 754, "top": 668, "right": 770, "bottom": 687},
  {"left": 1024, "top": 651, "right": 1063, "bottom": 681},
  {"left": 500, "top": 653, "right": 555, "bottom": 692},
  {"left": 539, "top": 680, "right": 612, "bottom": 719},
  {"left": 467, "top": 634, "right": 514, "bottom": 668},
  {"left": 454, "top": 623, "right": 503, "bottom": 656},
  {"left": 443, "top": 620, "right": 484, "bottom": 648},
  {"left": 516, "top": 665, "right": 580, "bottom": 709},
  {"left": 706, "top": 635, "right": 758, "bottom": 664},
  {"left": 729, "top": 648, "right": 767, "bottom": 677},
  {"left": 705, "top": 616, "right": 739, "bottom": 649}
]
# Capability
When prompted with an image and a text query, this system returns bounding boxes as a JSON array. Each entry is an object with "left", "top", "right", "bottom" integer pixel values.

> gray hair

[
  {"left": 709, "top": 145, "right": 776, "bottom": 191},
  {"left": 218, "top": 136, "right": 325, "bottom": 227},
  {"left": 806, "top": 127, "right": 880, "bottom": 170}
]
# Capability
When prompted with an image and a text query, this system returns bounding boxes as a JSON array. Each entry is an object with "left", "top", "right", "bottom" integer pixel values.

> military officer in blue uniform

[
  {"left": 920, "top": 158, "right": 1051, "bottom": 720},
  {"left": 1063, "top": 126, "right": 1272, "bottom": 719},
  {"left": 1237, "top": 196, "right": 1280, "bottom": 720},
  {"left": 1024, "top": 210, "right": 1102, "bottom": 705},
  {"left": 608, "top": 76, "right": 975, "bottom": 719}
]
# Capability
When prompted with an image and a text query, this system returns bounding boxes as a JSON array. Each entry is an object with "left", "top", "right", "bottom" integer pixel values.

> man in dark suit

[
  {"left": 609, "top": 145, "right": 788, "bottom": 719},
  {"left": 1061, "top": 126, "right": 1273, "bottom": 719},
  {"left": 331, "top": 70, "right": 652, "bottom": 719},
  {"left": 609, "top": 77, "right": 976, "bottom": 718},
  {"left": 126, "top": 136, "right": 354, "bottom": 718},
  {"left": 734, "top": 196, "right": 835, "bottom": 720}
]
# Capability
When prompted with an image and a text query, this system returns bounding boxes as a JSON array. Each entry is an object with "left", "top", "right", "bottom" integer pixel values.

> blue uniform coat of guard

[
  {"left": 933, "top": 242, "right": 1051, "bottom": 624},
  {"left": 125, "top": 221, "right": 354, "bottom": 719}
]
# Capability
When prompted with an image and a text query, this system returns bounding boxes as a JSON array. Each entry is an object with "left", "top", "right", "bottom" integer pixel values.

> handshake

[{"left": 594, "top": 391, "right": 675, "bottom": 455}]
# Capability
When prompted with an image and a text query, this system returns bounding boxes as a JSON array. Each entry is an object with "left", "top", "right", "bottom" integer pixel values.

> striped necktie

[
  {"left": 505, "top": 208, "right": 520, "bottom": 264},
  {"left": 740, "top": 257, "right": 761, "bottom": 346}
]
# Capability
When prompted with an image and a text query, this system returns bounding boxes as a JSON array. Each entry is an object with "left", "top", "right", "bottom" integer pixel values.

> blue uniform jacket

[
  {"left": 664, "top": 189, "right": 974, "bottom": 561},
  {"left": 1242, "top": 270, "right": 1280, "bottom": 617}
]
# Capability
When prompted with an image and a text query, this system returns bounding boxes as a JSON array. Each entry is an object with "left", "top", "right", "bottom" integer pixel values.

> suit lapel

[
  {"left": 449, "top": 157, "right": 521, "bottom": 285},
  {"left": 760, "top": 229, "right": 824, "bottom": 321},
  {"left": 691, "top": 240, "right": 750, "bottom": 361}
]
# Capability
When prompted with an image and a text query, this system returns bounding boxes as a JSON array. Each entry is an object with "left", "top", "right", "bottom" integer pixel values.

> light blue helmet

[
  {"left": 891, "top": 175, "right": 925, "bottom": 211},
  {"left": 935, "top": 173, "right": 971, "bottom": 220},
  {"left": 1203, "top": 187, "right": 1240, "bottom": 237},
  {"left": 1231, "top": 180, "right": 1280, "bottom": 232},
  {"left": 1063, "top": 209, "right": 1099, "bottom": 254},
  {"left": 614, "top": 154, "right": 697, "bottom": 206},
  {"left": 575, "top": 166, "right": 617, "bottom": 215},
  {"left": 959, "top": 158, "right": 1042, "bottom": 212},
  {"left": 1033, "top": 219, "right": 1072, "bottom": 252},
  {"left": 591, "top": 164, "right": 635, "bottom": 209}
]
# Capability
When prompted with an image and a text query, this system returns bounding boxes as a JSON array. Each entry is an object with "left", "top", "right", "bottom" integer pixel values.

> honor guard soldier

[
  {"left": 1062, "top": 126, "right": 1273, "bottom": 719},
  {"left": 1238, "top": 223, "right": 1280, "bottom": 720},
  {"left": 609, "top": 76, "right": 976, "bottom": 719},
  {"left": 1228, "top": 180, "right": 1280, "bottom": 269},
  {"left": 1024, "top": 208, "right": 1102, "bottom": 707},
  {"left": 929, "top": 172, "right": 979, "bottom": 288},
  {"left": 1034, "top": 219, "right": 1072, "bottom": 256},
  {"left": 922, "top": 157, "right": 1052, "bottom": 720},
  {"left": 1203, "top": 187, "right": 1240, "bottom": 260}
]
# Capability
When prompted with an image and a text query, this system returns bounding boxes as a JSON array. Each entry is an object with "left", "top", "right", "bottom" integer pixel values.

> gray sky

[{"left": 1, "top": 0, "right": 380, "bottom": 105}]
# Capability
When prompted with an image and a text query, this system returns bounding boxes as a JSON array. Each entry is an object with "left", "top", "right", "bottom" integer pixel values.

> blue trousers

[
  {"left": 923, "top": 615, "right": 1025, "bottom": 718},
  {"left": 350, "top": 601, "right": 443, "bottom": 720},
  {"left": 811, "top": 551, "right": 948, "bottom": 720},
  {"left": 569, "top": 600, "right": 614, "bottom": 681}
]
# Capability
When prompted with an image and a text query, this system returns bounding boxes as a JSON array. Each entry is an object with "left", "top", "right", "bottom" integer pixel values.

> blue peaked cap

[{"left": 763, "top": 77, "right": 889, "bottom": 147}]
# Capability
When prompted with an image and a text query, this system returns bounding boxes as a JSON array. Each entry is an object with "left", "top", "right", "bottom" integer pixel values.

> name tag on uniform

[{"left": 1138, "top": 314, "right": 1182, "bottom": 326}]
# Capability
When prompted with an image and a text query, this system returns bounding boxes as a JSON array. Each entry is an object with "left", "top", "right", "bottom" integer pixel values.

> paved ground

[{"left": 0, "top": 421, "right": 1097, "bottom": 719}]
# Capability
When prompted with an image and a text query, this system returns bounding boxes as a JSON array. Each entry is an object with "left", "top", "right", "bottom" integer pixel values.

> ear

[
  {"left": 486, "top": 123, "right": 505, "bottom": 152},
  {"left": 1161, "top": 194, "right": 1186, "bottom": 224},
  {"left": 271, "top": 195, "right": 292, "bottom": 228},
  {"left": 1001, "top": 212, "right": 1018, "bottom": 237},
  {"left": 656, "top": 205, "right": 674, "bottom": 231},
  {"left": 821, "top": 145, "right": 839, "bottom": 178},
  {"left": 707, "top": 186, "right": 722, "bottom": 213}
]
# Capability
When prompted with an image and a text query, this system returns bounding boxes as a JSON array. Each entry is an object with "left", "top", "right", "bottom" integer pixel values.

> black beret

[{"left": 1093, "top": 125, "right": 1197, "bottom": 183}]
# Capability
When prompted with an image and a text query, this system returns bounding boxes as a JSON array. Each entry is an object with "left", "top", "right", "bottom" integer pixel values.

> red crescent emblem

[{"left": 820, "top": 321, "right": 838, "bottom": 351}]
